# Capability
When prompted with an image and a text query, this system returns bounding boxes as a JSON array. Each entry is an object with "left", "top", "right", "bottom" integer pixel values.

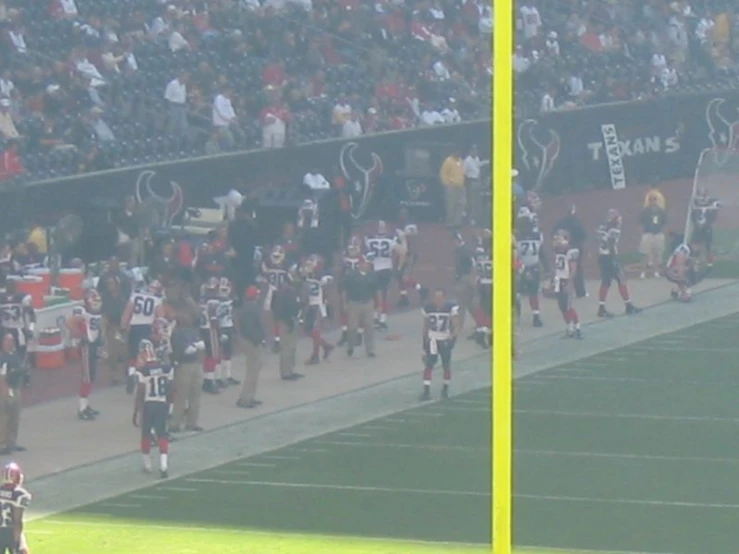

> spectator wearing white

[
  {"left": 432, "top": 59, "right": 451, "bottom": 81},
  {"left": 540, "top": 89, "right": 555, "bottom": 113},
  {"left": 545, "top": 31, "right": 560, "bottom": 56},
  {"left": 90, "top": 107, "right": 115, "bottom": 142},
  {"left": 169, "top": 24, "right": 191, "bottom": 53},
  {"left": 651, "top": 51, "right": 667, "bottom": 77},
  {"left": 7, "top": 22, "right": 26, "bottom": 54},
  {"left": 341, "top": 112, "right": 363, "bottom": 138},
  {"left": 695, "top": 15, "right": 714, "bottom": 46},
  {"left": 441, "top": 98, "right": 460, "bottom": 124},
  {"left": 260, "top": 99, "right": 289, "bottom": 149},
  {"left": 51, "top": 0, "right": 79, "bottom": 18},
  {"left": 519, "top": 2, "right": 541, "bottom": 40},
  {"left": 478, "top": 4, "right": 493, "bottom": 35},
  {"left": 101, "top": 46, "right": 126, "bottom": 74},
  {"left": 0, "top": 71, "right": 14, "bottom": 99},
  {"left": 0, "top": 98, "right": 19, "bottom": 140},
  {"left": 667, "top": 4, "right": 689, "bottom": 67},
  {"left": 420, "top": 104, "right": 444, "bottom": 126},
  {"left": 332, "top": 98, "right": 352, "bottom": 128},
  {"left": 149, "top": 6, "right": 175, "bottom": 39},
  {"left": 303, "top": 169, "right": 330, "bottom": 191},
  {"left": 212, "top": 88, "right": 244, "bottom": 149},
  {"left": 164, "top": 72, "right": 189, "bottom": 136},
  {"left": 74, "top": 54, "right": 106, "bottom": 88},
  {"left": 513, "top": 45, "right": 530, "bottom": 74},
  {"left": 463, "top": 144, "right": 489, "bottom": 226},
  {"left": 659, "top": 66, "right": 679, "bottom": 89}
]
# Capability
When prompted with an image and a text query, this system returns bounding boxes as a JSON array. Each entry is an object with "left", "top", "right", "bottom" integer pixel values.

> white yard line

[
  {"left": 335, "top": 432, "right": 374, "bottom": 438},
  {"left": 537, "top": 374, "right": 739, "bottom": 387},
  {"left": 287, "top": 448, "right": 327, "bottom": 453},
  {"left": 157, "top": 486, "right": 197, "bottom": 492},
  {"left": 313, "top": 440, "right": 488, "bottom": 453},
  {"left": 96, "top": 503, "right": 141, "bottom": 509},
  {"left": 126, "top": 494, "right": 168, "bottom": 500},
  {"left": 515, "top": 448, "right": 739, "bottom": 464},
  {"left": 450, "top": 399, "right": 490, "bottom": 406},
  {"left": 515, "top": 408, "right": 739, "bottom": 423},
  {"left": 627, "top": 345, "right": 739, "bottom": 354},
  {"left": 259, "top": 455, "right": 302, "bottom": 461},
  {"left": 516, "top": 493, "right": 739, "bottom": 509},
  {"left": 184, "top": 478, "right": 490, "bottom": 497},
  {"left": 213, "top": 470, "right": 251, "bottom": 476},
  {"left": 235, "top": 462, "right": 276, "bottom": 468}
]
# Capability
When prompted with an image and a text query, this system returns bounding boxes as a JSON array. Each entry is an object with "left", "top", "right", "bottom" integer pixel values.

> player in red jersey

[
  {"left": 199, "top": 278, "right": 222, "bottom": 394},
  {"left": 665, "top": 242, "right": 707, "bottom": 302},
  {"left": 596, "top": 209, "right": 640, "bottom": 317},
  {"left": 552, "top": 230, "right": 582, "bottom": 339}
]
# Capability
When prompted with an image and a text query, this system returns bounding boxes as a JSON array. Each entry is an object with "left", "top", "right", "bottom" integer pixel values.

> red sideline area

[{"left": 24, "top": 222, "right": 461, "bottom": 408}]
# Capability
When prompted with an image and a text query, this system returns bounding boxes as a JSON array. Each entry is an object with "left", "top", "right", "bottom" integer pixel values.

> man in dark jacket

[
  {"left": 270, "top": 282, "right": 303, "bottom": 381},
  {"left": 229, "top": 207, "right": 259, "bottom": 294},
  {"left": 553, "top": 205, "right": 587, "bottom": 297},
  {"left": 237, "top": 286, "right": 267, "bottom": 408}
]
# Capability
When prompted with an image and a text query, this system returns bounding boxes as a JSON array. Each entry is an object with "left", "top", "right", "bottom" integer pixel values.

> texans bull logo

[
  {"left": 705, "top": 97, "right": 739, "bottom": 166},
  {"left": 134, "top": 170, "right": 184, "bottom": 227},
  {"left": 516, "top": 118, "right": 560, "bottom": 192},
  {"left": 339, "top": 142, "right": 383, "bottom": 220},
  {"left": 406, "top": 179, "right": 426, "bottom": 201}
]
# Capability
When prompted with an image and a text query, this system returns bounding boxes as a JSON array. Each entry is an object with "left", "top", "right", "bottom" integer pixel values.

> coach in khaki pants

[
  {"left": 169, "top": 299, "right": 204, "bottom": 432},
  {"left": 0, "top": 333, "right": 24, "bottom": 454},
  {"left": 237, "top": 287, "right": 268, "bottom": 408},
  {"left": 343, "top": 257, "right": 379, "bottom": 357}
]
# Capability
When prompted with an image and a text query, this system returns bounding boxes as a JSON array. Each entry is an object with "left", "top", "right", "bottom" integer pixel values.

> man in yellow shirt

[
  {"left": 27, "top": 221, "right": 47, "bottom": 255},
  {"left": 439, "top": 150, "right": 465, "bottom": 229}
]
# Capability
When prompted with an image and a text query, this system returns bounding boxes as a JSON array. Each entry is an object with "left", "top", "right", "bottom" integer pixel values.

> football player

[
  {"left": 665, "top": 242, "right": 706, "bottom": 302},
  {"left": 337, "top": 237, "right": 365, "bottom": 347},
  {"left": 393, "top": 211, "right": 427, "bottom": 308},
  {"left": 472, "top": 244, "right": 493, "bottom": 348},
  {"left": 515, "top": 207, "right": 546, "bottom": 327},
  {"left": 364, "top": 220, "right": 397, "bottom": 330},
  {"left": 0, "top": 280, "right": 36, "bottom": 385},
  {"left": 420, "top": 289, "right": 460, "bottom": 401},
  {"left": 121, "top": 279, "right": 165, "bottom": 394},
  {"left": 151, "top": 317, "right": 173, "bottom": 367},
  {"left": 552, "top": 230, "right": 582, "bottom": 339},
  {"left": 66, "top": 289, "right": 104, "bottom": 421},
  {"left": 199, "top": 277, "right": 222, "bottom": 394},
  {"left": 0, "top": 462, "right": 31, "bottom": 554},
  {"left": 216, "top": 277, "right": 240, "bottom": 387},
  {"left": 596, "top": 209, "right": 640, "bottom": 318},
  {"left": 299, "top": 255, "right": 334, "bottom": 365},
  {"left": 261, "top": 245, "right": 292, "bottom": 353},
  {"left": 690, "top": 187, "right": 720, "bottom": 267},
  {"left": 133, "top": 339, "right": 174, "bottom": 479},
  {"left": 194, "top": 237, "right": 229, "bottom": 281}
]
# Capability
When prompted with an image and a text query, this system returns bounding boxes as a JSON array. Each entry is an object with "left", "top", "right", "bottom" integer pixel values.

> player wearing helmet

[
  {"left": 337, "top": 237, "right": 365, "bottom": 347},
  {"left": 199, "top": 277, "right": 222, "bottom": 394},
  {"left": 552, "top": 230, "right": 582, "bottom": 339},
  {"left": 298, "top": 255, "right": 334, "bottom": 364},
  {"left": 66, "top": 289, "right": 104, "bottom": 421},
  {"left": 393, "top": 211, "right": 427, "bottom": 309},
  {"left": 121, "top": 279, "right": 165, "bottom": 394},
  {"left": 0, "top": 279, "right": 36, "bottom": 388},
  {"left": 665, "top": 242, "right": 706, "bottom": 302},
  {"left": 133, "top": 339, "right": 174, "bottom": 479},
  {"left": 0, "top": 462, "right": 31, "bottom": 554},
  {"left": 596, "top": 209, "right": 640, "bottom": 318},
  {"left": 216, "top": 277, "right": 240, "bottom": 387},
  {"left": 515, "top": 210, "right": 547, "bottom": 327},
  {"left": 364, "top": 220, "right": 397, "bottom": 330},
  {"left": 261, "top": 244, "right": 293, "bottom": 353}
]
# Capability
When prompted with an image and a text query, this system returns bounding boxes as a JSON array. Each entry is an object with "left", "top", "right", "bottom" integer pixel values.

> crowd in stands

[
  {"left": 0, "top": 0, "right": 491, "bottom": 184},
  {"left": 516, "top": 0, "right": 739, "bottom": 116}
]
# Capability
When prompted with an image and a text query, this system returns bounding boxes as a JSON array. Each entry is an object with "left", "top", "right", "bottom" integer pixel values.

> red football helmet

[{"left": 2, "top": 462, "right": 23, "bottom": 486}]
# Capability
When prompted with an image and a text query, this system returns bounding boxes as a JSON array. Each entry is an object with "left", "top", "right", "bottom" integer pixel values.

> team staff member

[
  {"left": 237, "top": 286, "right": 267, "bottom": 408},
  {"left": 343, "top": 256, "right": 379, "bottom": 358},
  {"left": 271, "top": 282, "right": 303, "bottom": 381},
  {"left": 100, "top": 274, "right": 127, "bottom": 384},
  {"left": 0, "top": 333, "right": 25, "bottom": 455},
  {"left": 452, "top": 233, "right": 475, "bottom": 333},
  {"left": 439, "top": 150, "right": 466, "bottom": 229},
  {"left": 169, "top": 304, "right": 204, "bottom": 433}
]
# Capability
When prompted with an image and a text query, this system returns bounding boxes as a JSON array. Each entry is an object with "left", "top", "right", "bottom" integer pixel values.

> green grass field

[{"left": 27, "top": 310, "right": 739, "bottom": 554}]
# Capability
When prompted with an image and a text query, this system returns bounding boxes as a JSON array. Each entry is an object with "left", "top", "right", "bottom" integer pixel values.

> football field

[{"left": 28, "top": 311, "right": 739, "bottom": 554}]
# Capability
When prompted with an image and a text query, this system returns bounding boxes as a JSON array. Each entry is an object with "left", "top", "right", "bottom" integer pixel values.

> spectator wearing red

[
  {"left": 260, "top": 94, "right": 291, "bottom": 149},
  {"left": 262, "top": 60, "right": 286, "bottom": 89},
  {"left": 0, "top": 140, "right": 23, "bottom": 181}
]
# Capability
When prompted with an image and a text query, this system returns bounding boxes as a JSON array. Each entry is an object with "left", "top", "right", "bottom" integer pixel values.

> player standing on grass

[
  {"left": 420, "top": 289, "right": 459, "bottom": 401},
  {"left": 0, "top": 462, "right": 30, "bottom": 554},
  {"left": 133, "top": 339, "right": 174, "bottom": 479}
]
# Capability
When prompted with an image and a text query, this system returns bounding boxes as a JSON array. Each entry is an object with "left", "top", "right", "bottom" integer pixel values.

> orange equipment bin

[
  {"left": 58, "top": 269, "right": 84, "bottom": 300},
  {"left": 8, "top": 276, "right": 45, "bottom": 309},
  {"left": 35, "top": 328, "right": 66, "bottom": 370}
]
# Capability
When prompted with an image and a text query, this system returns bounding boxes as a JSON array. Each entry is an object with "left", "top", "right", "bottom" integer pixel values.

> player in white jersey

[
  {"left": 67, "top": 289, "right": 103, "bottom": 421},
  {"left": 338, "top": 237, "right": 365, "bottom": 347},
  {"left": 299, "top": 255, "right": 334, "bottom": 365},
  {"left": 666, "top": 242, "right": 703, "bottom": 302},
  {"left": 133, "top": 339, "right": 174, "bottom": 479},
  {"left": 552, "top": 230, "right": 582, "bottom": 339},
  {"left": 199, "top": 278, "right": 222, "bottom": 394},
  {"left": 515, "top": 210, "right": 546, "bottom": 327},
  {"left": 121, "top": 280, "right": 165, "bottom": 394},
  {"left": 393, "top": 211, "right": 427, "bottom": 308},
  {"left": 216, "top": 277, "right": 240, "bottom": 387},
  {"left": 364, "top": 220, "right": 397, "bottom": 329},
  {"left": 0, "top": 280, "right": 36, "bottom": 387}
]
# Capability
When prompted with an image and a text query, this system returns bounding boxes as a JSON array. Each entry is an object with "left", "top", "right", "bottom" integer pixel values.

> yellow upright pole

[{"left": 491, "top": 0, "right": 513, "bottom": 552}]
